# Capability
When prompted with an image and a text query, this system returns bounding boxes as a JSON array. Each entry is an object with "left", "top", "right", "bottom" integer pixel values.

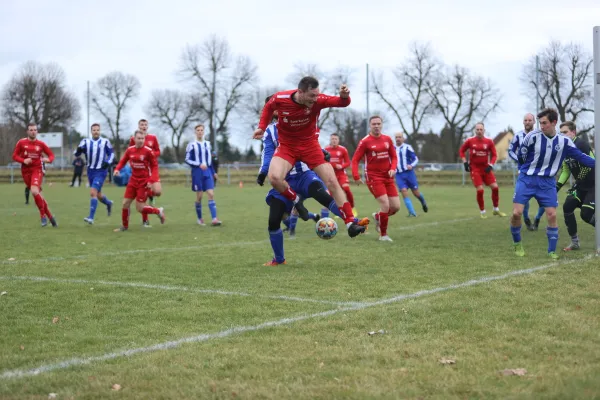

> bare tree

[
  {"left": 427, "top": 65, "right": 502, "bottom": 162},
  {"left": 179, "top": 35, "right": 257, "bottom": 153},
  {"left": 0, "top": 123, "right": 23, "bottom": 164},
  {"left": 145, "top": 89, "right": 202, "bottom": 162},
  {"left": 90, "top": 71, "right": 141, "bottom": 158},
  {"left": 329, "top": 109, "right": 368, "bottom": 155},
  {"left": 522, "top": 41, "right": 594, "bottom": 134},
  {"left": 371, "top": 42, "right": 438, "bottom": 145},
  {"left": 1, "top": 61, "right": 80, "bottom": 132},
  {"left": 242, "top": 85, "right": 284, "bottom": 129}
]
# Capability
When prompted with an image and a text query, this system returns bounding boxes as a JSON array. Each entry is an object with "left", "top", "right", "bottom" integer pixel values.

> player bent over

[
  {"left": 12, "top": 123, "right": 57, "bottom": 227},
  {"left": 113, "top": 130, "right": 165, "bottom": 231},
  {"left": 394, "top": 132, "right": 428, "bottom": 216},
  {"left": 352, "top": 116, "right": 400, "bottom": 242},
  {"left": 325, "top": 133, "right": 357, "bottom": 215}
]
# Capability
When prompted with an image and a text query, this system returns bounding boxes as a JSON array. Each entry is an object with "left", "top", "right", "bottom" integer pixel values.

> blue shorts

[
  {"left": 265, "top": 171, "right": 324, "bottom": 213},
  {"left": 513, "top": 175, "right": 558, "bottom": 208},
  {"left": 87, "top": 169, "right": 108, "bottom": 191},
  {"left": 395, "top": 171, "right": 419, "bottom": 190},
  {"left": 191, "top": 168, "right": 215, "bottom": 192}
]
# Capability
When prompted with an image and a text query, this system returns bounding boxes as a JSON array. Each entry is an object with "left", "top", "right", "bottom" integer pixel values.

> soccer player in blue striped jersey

[
  {"left": 508, "top": 113, "right": 545, "bottom": 230},
  {"left": 510, "top": 108, "right": 595, "bottom": 259},
  {"left": 74, "top": 123, "right": 114, "bottom": 224},
  {"left": 394, "top": 132, "right": 428, "bottom": 217},
  {"left": 185, "top": 124, "right": 222, "bottom": 226}
]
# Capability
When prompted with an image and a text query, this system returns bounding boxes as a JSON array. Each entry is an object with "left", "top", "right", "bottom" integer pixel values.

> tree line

[{"left": 0, "top": 35, "right": 595, "bottom": 165}]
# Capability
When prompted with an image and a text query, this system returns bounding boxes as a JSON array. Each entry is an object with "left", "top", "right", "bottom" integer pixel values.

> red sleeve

[
  {"left": 489, "top": 139, "right": 497, "bottom": 165},
  {"left": 128, "top": 136, "right": 135, "bottom": 147},
  {"left": 42, "top": 142, "right": 55, "bottom": 163},
  {"left": 317, "top": 94, "right": 351, "bottom": 110},
  {"left": 153, "top": 140, "right": 160, "bottom": 158},
  {"left": 257, "top": 96, "right": 277, "bottom": 131},
  {"left": 351, "top": 139, "right": 367, "bottom": 180},
  {"left": 459, "top": 138, "right": 470, "bottom": 159},
  {"left": 115, "top": 148, "right": 129, "bottom": 172},
  {"left": 148, "top": 150, "right": 159, "bottom": 182},
  {"left": 12, "top": 141, "right": 25, "bottom": 164},
  {"left": 388, "top": 137, "right": 398, "bottom": 171},
  {"left": 340, "top": 147, "right": 350, "bottom": 169}
]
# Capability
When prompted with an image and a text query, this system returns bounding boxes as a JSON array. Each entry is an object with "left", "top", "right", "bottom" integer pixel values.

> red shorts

[
  {"left": 274, "top": 140, "right": 327, "bottom": 170},
  {"left": 367, "top": 178, "right": 398, "bottom": 198},
  {"left": 124, "top": 179, "right": 150, "bottom": 202},
  {"left": 22, "top": 169, "right": 43, "bottom": 189},
  {"left": 335, "top": 171, "right": 349, "bottom": 186},
  {"left": 470, "top": 167, "right": 496, "bottom": 187}
]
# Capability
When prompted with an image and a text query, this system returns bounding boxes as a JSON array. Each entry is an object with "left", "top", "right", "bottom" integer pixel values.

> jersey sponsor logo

[
  {"left": 304, "top": 108, "right": 311, "bottom": 115},
  {"left": 276, "top": 94, "right": 290, "bottom": 98},
  {"left": 283, "top": 117, "right": 288, "bottom": 123},
  {"left": 148, "top": 141, "right": 153, "bottom": 146},
  {"left": 140, "top": 155, "right": 145, "bottom": 161},
  {"left": 35, "top": 146, "right": 40, "bottom": 151},
  {"left": 554, "top": 144, "right": 561, "bottom": 151},
  {"left": 521, "top": 147, "right": 528, "bottom": 155},
  {"left": 384, "top": 142, "right": 389, "bottom": 149},
  {"left": 372, "top": 151, "right": 376, "bottom": 156},
  {"left": 483, "top": 144, "right": 487, "bottom": 150}
]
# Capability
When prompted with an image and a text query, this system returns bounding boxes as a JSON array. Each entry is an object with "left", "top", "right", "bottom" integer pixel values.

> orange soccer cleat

[
  {"left": 357, "top": 217, "right": 370, "bottom": 227},
  {"left": 263, "top": 259, "right": 287, "bottom": 267}
]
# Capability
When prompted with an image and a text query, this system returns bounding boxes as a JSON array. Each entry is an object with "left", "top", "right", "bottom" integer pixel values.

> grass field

[{"left": 0, "top": 182, "right": 599, "bottom": 399}]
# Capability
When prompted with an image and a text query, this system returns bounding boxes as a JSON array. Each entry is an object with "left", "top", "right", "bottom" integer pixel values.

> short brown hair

[
  {"left": 265, "top": 95, "right": 273, "bottom": 104},
  {"left": 559, "top": 121, "right": 576, "bottom": 132},
  {"left": 27, "top": 123, "right": 37, "bottom": 128},
  {"left": 90, "top": 123, "right": 100, "bottom": 130},
  {"left": 194, "top": 124, "right": 204, "bottom": 130},
  {"left": 330, "top": 133, "right": 340, "bottom": 138},
  {"left": 537, "top": 108, "right": 558, "bottom": 123},
  {"left": 138, "top": 119, "right": 148, "bottom": 124},
  {"left": 298, "top": 76, "right": 319, "bottom": 91},
  {"left": 369, "top": 115, "right": 383, "bottom": 123},
  {"left": 134, "top": 130, "right": 144, "bottom": 137},
  {"left": 475, "top": 122, "right": 485, "bottom": 128}
]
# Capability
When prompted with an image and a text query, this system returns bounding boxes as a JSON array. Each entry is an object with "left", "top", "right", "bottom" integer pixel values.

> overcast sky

[{"left": 1, "top": 0, "right": 598, "bottom": 153}]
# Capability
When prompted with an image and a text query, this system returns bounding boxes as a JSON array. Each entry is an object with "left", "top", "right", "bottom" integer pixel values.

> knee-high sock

[
  {"left": 416, "top": 193, "right": 426, "bottom": 205},
  {"left": 327, "top": 201, "right": 341, "bottom": 218},
  {"left": 208, "top": 200, "right": 217, "bottom": 219},
  {"left": 289, "top": 215, "right": 299, "bottom": 232},
  {"left": 476, "top": 189, "right": 485, "bottom": 211},
  {"left": 195, "top": 201, "right": 202, "bottom": 220},
  {"left": 321, "top": 208, "right": 329, "bottom": 218},
  {"left": 339, "top": 202, "right": 355, "bottom": 224},
  {"left": 142, "top": 206, "right": 160, "bottom": 216},
  {"left": 379, "top": 212, "right": 389, "bottom": 236},
  {"left": 535, "top": 207, "right": 545, "bottom": 220},
  {"left": 280, "top": 186, "right": 299, "bottom": 202},
  {"left": 33, "top": 193, "right": 46, "bottom": 218},
  {"left": 99, "top": 196, "right": 111, "bottom": 206},
  {"left": 523, "top": 202, "right": 530, "bottom": 220},
  {"left": 343, "top": 186, "right": 355, "bottom": 208},
  {"left": 268, "top": 229, "right": 285, "bottom": 263},
  {"left": 491, "top": 187, "right": 499, "bottom": 208},
  {"left": 43, "top": 197, "right": 53, "bottom": 219},
  {"left": 547, "top": 227, "right": 559, "bottom": 253},
  {"left": 403, "top": 197, "right": 416, "bottom": 215},
  {"left": 510, "top": 224, "right": 522, "bottom": 243},
  {"left": 122, "top": 209, "right": 130, "bottom": 228},
  {"left": 89, "top": 198, "right": 98, "bottom": 219}
]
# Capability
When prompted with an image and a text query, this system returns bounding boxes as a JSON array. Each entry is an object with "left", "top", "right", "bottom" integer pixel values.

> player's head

[
  {"left": 265, "top": 94, "right": 278, "bottom": 120},
  {"left": 297, "top": 76, "right": 320, "bottom": 107},
  {"left": 195, "top": 124, "right": 205, "bottom": 141},
  {"left": 537, "top": 108, "right": 558, "bottom": 136},
  {"left": 329, "top": 133, "right": 340, "bottom": 146},
  {"left": 523, "top": 113, "right": 535, "bottom": 132},
  {"left": 369, "top": 115, "right": 383, "bottom": 136},
  {"left": 395, "top": 132, "right": 405, "bottom": 146},
  {"left": 134, "top": 130, "right": 145, "bottom": 147},
  {"left": 90, "top": 123, "right": 101, "bottom": 139},
  {"left": 26, "top": 123, "right": 38, "bottom": 140},
  {"left": 474, "top": 122, "right": 485, "bottom": 138},
  {"left": 138, "top": 119, "right": 148, "bottom": 134},
  {"left": 559, "top": 121, "right": 576, "bottom": 140}
]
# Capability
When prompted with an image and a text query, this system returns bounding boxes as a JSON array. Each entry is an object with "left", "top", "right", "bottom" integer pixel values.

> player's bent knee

[{"left": 580, "top": 207, "right": 594, "bottom": 224}]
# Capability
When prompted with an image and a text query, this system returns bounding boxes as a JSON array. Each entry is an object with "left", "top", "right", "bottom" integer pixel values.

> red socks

[
  {"left": 33, "top": 193, "right": 52, "bottom": 219},
  {"left": 343, "top": 186, "right": 355, "bottom": 208},
  {"left": 340, "top": 202, "right": 355, "bottom": 224},
  {"left": 122, "top": 209, "right": 130, "bottom": 228},
  {"left": 491, "top": 187, "right": 499, "bottom": 208},
  {"left": 280, "top": 186, "right": 298, "bottom": 202},
  {"left": 379, "top": 212, "right": 389, "bottom": 236},
  {"left": 142, "top": 206, "right": 160, "bottom": 215},
  {"left": 476, "top": 189, "right": 485, "bottom": 211}
]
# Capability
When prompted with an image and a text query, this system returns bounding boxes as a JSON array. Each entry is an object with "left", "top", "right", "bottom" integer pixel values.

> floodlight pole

[
  {"left": 535, "top": 56, "right": 540, "bottom": 129},
  {"left": 366, "top": 63, "right": 370, "bottom": 129},
  {"left": 593, "top": 26, "right": 600, "bottom": 256}
]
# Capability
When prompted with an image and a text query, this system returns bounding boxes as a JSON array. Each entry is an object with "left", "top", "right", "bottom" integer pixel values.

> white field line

[
  {"left": 0, "top": 275, "right": 362, "bottom": 307},
  {"left": 396, "top": 217, "right": 475, "bottom": 231},
  {"left": 0, "top": 254, "right": 592, "bottom": 380}
]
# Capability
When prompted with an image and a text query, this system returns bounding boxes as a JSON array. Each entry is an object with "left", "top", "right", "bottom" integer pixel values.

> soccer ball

[{"left": 315, "top": 217, "right": 338, "bottom": 240}]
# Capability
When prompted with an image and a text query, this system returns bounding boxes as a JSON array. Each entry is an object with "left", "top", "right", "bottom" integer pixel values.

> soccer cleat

[
  {"left": 352, "top": 208, "right": 358, "bottom": 217},
  {"left": 372, "top": 212, "right": 380, "bottom": 233},
  {"left": 211, "top": 218, "right": 222, "bottom": 226},
  {"left": 422, "top": 203, "right": 428, "bottom": 213},
  {"left": 357, "top": 217, "right": 370, "bottom": 227},
  {"left": 514, "top": 242, "right": 525, "bottom": 257},
  {"left": 49, "top": 216, "right": 58, "bottom": 227},
  {"left": 378, "top": 235, "right": 393, "bottom": 242},
  {"left": 158, "top": 207, "right": 165, "bottom": 224},
  {"left": 142, "top": 220, "right": 152, "bottom": 228},
  {"left": 289, "top": 230, "right": 296, "bottom": 238},
  {"left": 347, "top": 222, "right": 366, "bottom": 238},
  {"left": 107, "top": 200, "right": 113, "bottom": 216},
  {"left": 41, "top": 217, "right": 48, "bottom": 227},
  {"left": 312, "top": 213, "right": 321, "bottom": 223},
  {"left": 407, "top": 213, "right": 417, "bottom": 218},
  {"left": 293, "top": 198, "right": 310, "bottom": 221},
  {"left": 197, "top": 218, "right": 206, "bottom": 226},
  {"left": 264, "top": 259, "right": 286, "bottom": 266},
  {"left": 493, "top": 210, "right": 507, "bottom": 217},
  {"left": 563, "top": 242, "right": 580, "bottom": 252},
  {"left": 480, "top": 213, "right": 488, "bottom": 219},
  {"left": 83, "top": 217, "right": 94, "bottom": 225},
  {"left": 548, "top": 251, "right": 559, "bottom": 260},
  {"left": 113, "top": 226, "right": 128, "bottom": 232},
  {"left": 524, "top": 218, "right": 533, "bottom": 231},
  {"left": 533, "top": 218, "right": 540, "bottom": 231}
]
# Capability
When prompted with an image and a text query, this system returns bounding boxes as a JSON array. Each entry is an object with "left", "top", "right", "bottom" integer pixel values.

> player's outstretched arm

[
  {"left": 184, "top": 143, "right": 200, "bottom": 167},
  {"left": 114, "top": 148, "right": 130, "bottom": 173},
  {"left": 256, "top": 97, "right": 276, "bottom": 134},
  {"left": 42, "top": 142, "right": 55, "bottom": 163},
  {"left": 566, "top": 140, "right": 595, "bottom": 169},
  {"left": 351, "top": 140, "right": 367, "bottom": 182}
]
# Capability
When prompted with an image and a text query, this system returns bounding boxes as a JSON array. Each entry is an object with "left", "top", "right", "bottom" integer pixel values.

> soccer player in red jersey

[
  {"left": 12, "top": 123, "right": 57, "bottom": 227},
  {"left": 351, "top": 116, "right": 400, "bottom": 242},
  {"left": 253, "top": 76, "right": 365, "bottom": 238},
  {"left": 459, "top": 122, "right": 506, "bottom": 218},
  {"left": 114, "top": 130, "right": 165, "bottom": 231},
  {"left": 325, "top": 133, "right": 355, "bottom": 210}
]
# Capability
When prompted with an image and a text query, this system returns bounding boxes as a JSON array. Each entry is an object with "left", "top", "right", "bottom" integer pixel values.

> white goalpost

[{"left": 594, "top": 26, "right": 600, "bottom": 255}]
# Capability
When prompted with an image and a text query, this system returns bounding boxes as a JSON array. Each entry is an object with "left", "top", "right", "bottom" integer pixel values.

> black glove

[
  {"left": 463, "top": 162, "right": 470, "bottom": 172},
  {"left": 556, "top": 182, "right": 563, "bottom": 192},
  {"left": 74, "top": 146, "right": 84, "bottom": 156},
  {"left": 322, "top": 149, "right": 331, "bottom": 162},
  {"left": 101, "top": 161, "right": 109, "bottom": 170},
  {"left": 484, "top": 165, "right": 493, "bottom": 173},
  {"left": 256, "top": 172, "right": 267, "bottom": 186}
]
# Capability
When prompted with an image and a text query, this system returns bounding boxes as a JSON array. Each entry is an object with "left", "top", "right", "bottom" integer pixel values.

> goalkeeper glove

[
  {"left": 256, "top": 172, "right": 267, "bottom": 186},
  {"left": 101, "top": 161, "right": 110, "bottom": 170},
  {"left": 484, "top": 165, "right": 493, "bottom": 173},
  {"left": 322, "top": 149, "right": 331, "bottom": 162},
  {"left": 74, "top": 146, "right": 84, "bottom": 156},
  {"left": 463, "top": 162, "right": 470, "bottom": 172},
  {"left": 556, "top": 182, "right": 563, "bottom": 192}
]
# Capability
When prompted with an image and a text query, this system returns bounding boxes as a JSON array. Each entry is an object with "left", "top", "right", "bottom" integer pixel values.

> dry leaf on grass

[
  {"left": 319, "top": 362, "right": 325, "bottom": 368},
  {"left": 210, "top": 382, "right": 217, "bottom": 393},
  {"left": 7, "top": 258, "right": 15, "bottom": 261},
  {"left": 501, "top": 368, "right": 527, "bottom": 376},
  {"left": 48, "top": 394, "right": 57, "bottom": 399},
  {"left": 52, "top": 317, "right": 59, "bottom": 324},
  {"left": 0, "top": 292, "right": 7, "bottom": 296},
  {"left": 112, "top": 384, "right": 121, "bottom": 391},
  {"left": 367, "top": 329, "right": 385, "bottom": 336},
  {"left": 19, "top": 345, "right": 24, "bottom": 351},
  {"left": 439, "top": 358, "right": 456, "bottom": 365}
]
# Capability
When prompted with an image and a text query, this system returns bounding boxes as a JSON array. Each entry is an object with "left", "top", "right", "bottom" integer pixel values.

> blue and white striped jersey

[
  {"left": 508, "top": 129, "right": 529, "bottom": 163},
  {"left": 518, "top": 131, "right": 595, "bottom": 177},
  {"left": 260, "top": 123, "right": 310, "bottom": 177},
  {"left": 185, "top": 140, "right": 214, "bottom": 171},
  {"left": 395, "top": 144, "right": 418, "bottom": 173},
  {"left": 75, "top": 138, "right": 114, "bottom": 170}
]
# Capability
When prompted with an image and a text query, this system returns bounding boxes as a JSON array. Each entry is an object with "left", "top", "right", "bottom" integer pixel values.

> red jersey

[
  {"left": 459, "top": 136, "right": 497, "bottom": 167},
  {"left": 351, "top": 134, "right": 397, "bottom": 181},
  {"left": 258, "top": 90, "right": 350, "bottom": 145},
  {"left": 115, "top": 146, "right": 159, "bottom": 183},
  {"left": 12, "top": 138, "right": 55, "bottom": 171},
  {"left": 325, "top": 145, "right": 350, "bottom": 176},
  {"left": 129, "top": 134, "right": 160, "bottom": 158}
]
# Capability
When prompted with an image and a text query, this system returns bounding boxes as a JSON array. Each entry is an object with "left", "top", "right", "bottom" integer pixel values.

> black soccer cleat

[
  {"left": 533, "top": 218, "right": 540, "bottom": 231},
  {"left": 294, "top": 198, "right": 310, "bottom": 221},
  {"left": 312, "top": 213, "right": 321, "bottom": 223},
  {"left": 422, "top": 203, "right": 428, "bottom": 213},
  {"left": 49, "top": 216, "right": 58, "bottom": 227},
  {"left": 347, "top": 222, "right": 366, "bottom": 238},
  {"left": 524, "top": 218, "right": 533, "bottom": 231}
]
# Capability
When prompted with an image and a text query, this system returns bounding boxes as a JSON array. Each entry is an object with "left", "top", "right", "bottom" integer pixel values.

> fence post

[
  {"left": 10, "top": 165, "right": 14, "bottom": 184},
  {"left": 227, "top": 164, "right": 231, "bottom": 185},
  {"left": 461, "top": 164, "right": 465, "bottom": 186}
]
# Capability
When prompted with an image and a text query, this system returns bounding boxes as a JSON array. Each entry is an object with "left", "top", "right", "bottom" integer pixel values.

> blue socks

[
  {"left": 290, "top": 215, "right": 299, "bottom": 232},
  {"left": 417, "top": 193, "right": 426, "bottom": 206},
  {"left": 404, "top": 197, "right": 416, "bottom": 215},
  {"left": 321, "top": 208, "right": 329, "bottom": 218},
  {"left": 283, "top": 217, "right": 291, "bottom": 229},
  {"left": 99, "top": 196, "right": 111, "bottom": 206},
  {"left": 269, "top": 229, "right": 285, "bottom": 263},
  {"left": 535, "top": 207, "right": 545, "bottom": 221},
  {"left": 208, "top": 200, "right": 217, "bottom": 219},
  {"left": 195, "top": 202, "right": 202, "bottom": 220},
  {"left": 510, "top": 224, "right": 522, "bottom": 243},
  {"left": 89, "top": 198, "right": 98, "bottom": 219},
  {"left": 328, "top": 200, "right": 342, "bottom": 218},
  {"left": 547, "top": 227, "right": 559, "bottom": 253},
  {"left": 523, "top": 202, "right": 530, "bottom": 220}
]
